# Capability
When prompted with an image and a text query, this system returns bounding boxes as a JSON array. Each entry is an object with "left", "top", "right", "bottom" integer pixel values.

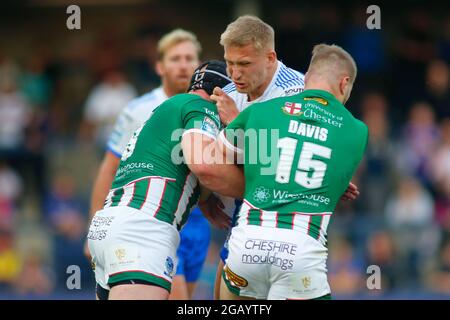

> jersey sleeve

[
  {"left": 106, "top": 107, "right": 140, "bottom": 158},
  {"left": 218, "top": 104, "right": 253, "bottom": 154},
  {"left": 181, "top": 98, "right": 222, "bottom": 140}
]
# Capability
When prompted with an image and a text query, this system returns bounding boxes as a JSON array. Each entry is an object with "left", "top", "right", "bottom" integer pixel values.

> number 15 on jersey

[{"left": 275, "top": 138, "right": 332, "bottom": 189}]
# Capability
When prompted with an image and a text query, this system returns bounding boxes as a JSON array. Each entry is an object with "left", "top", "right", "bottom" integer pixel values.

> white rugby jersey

[
  {"left": 107, "top": 87, "right": 168, "bottom": 157},
  {"left": 222, "top": 60, "right": 305, "bottom": 111}
]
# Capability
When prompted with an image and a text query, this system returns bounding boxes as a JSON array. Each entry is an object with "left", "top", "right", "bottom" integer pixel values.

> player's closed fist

[{"left": 210, "top": 87, "right": 239, "bottom": 126}]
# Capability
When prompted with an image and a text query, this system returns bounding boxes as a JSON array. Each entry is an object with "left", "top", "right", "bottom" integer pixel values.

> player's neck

[
  {"left": 304, "top": 81, "right": 341, "bottom": 103},
  {"left": 248, "top": 61, "right": 278, "bottom": 102},
  {"left": 190, "top": 89, "right": 210, "bottom": 101}
]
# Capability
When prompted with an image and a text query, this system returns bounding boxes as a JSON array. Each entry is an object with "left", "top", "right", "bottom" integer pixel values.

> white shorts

[
  {"left": 223, "top": 225, "right": 331, "bottom": 300},
  {"left": 87, "top": 206, "right": 180, "bottom": 292}
]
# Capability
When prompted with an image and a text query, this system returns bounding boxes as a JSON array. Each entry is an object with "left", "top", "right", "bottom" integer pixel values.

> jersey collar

[
  {"left": 303, "top": 89, "right": 339, "bottom": 104},
  {"left": 157, "top": 86, "right": 169, "bottom": 101}
]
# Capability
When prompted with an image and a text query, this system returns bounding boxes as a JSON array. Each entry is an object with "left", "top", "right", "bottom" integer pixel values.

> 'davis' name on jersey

[{"left": 288, "top": 120, "right": 328, "bottom": 142}]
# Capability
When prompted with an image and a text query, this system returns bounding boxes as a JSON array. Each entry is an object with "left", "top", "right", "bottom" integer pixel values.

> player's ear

[
  {"left": 339, "top": 76, "right": 349, "bottom": 95},
  {"left": 267, "top": 49, "right": 277, "bottom": 64},
  {"left": 155, "top": 60, "right": 164, "bottom": 77},
  {"left": 340, "top": 76, "right": 352, "bottom": 104}
]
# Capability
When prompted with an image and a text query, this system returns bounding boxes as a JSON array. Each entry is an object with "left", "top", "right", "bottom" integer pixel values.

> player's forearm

[
  {"left": 89, "top": 156, "right": 119, "bottom": 219},
  {"left": 89, "top": 172, "right": 115, "bottom": 219},
  {"left": 196, "top": 164, "right": 244, "bottom": 199}
]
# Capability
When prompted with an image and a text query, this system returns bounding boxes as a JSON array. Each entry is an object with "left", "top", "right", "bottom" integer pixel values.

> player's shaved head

[
  {"left": 220, "top": 15, "right": 275, "bottom": 52},
  {"left": 305, "top": 44, "right": 357, "bottom": 104},
  {"left": 307, "top": 44, "right": 357, "bottom": 86}
]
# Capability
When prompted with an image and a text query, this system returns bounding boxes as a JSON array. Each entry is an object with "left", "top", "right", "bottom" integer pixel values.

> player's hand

[
  {"left": 210, "top": 87, "right": 239, "bottom": 126},
  {"left": 198, "top": 193, "right": 231, "bottom": 230},
  {"left": 340, "top": 182, "right": 360, "bottom": 201}
]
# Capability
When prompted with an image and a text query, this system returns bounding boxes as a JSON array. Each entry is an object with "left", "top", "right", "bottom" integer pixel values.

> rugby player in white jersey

[
  {"left": 210, "top": 16, "right": 360, "bottom": 299},
  {"left": 85, "top": 29, "right": 221, "bottom": 300}
]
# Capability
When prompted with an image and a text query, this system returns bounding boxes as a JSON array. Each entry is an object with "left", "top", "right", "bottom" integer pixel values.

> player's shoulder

[
  {"left": 127, "top": 88, "right": 162, "bottom": 108},
  {"left": 343, "top": 109, "right": 369, "bottom": 141},
  {"left": 171, "top": 92, "right": 202, "bottom": 103},
  {"left": 175, "top": 93, "right": 211, "bottom": 111},
  {"left": 348, "top": 117, "right": 369, "bottom": 154},
  {"left": 353, "top": 117, "right": 369, "bottom": 134},
  {"left": 179, "top": 93, "right": 218, "bottom": 114},
  {"left": 122, "top": 87, "right": 166, "bottom": 117},
  {"left": 274, "top": 61, "right": 305, "bottom": 94}
]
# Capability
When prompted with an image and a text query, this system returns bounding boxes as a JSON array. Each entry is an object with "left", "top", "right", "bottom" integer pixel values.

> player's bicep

[
  {"left": 183, "top": 111, "right": 221, "bottom": 140},
  {"left": 181, "top": 131, "right": 216, "bottom": 176},
  {"left": 218, "top": 104, "right": 251, "bottom": 159},
  {"left": 217, "top": 129, "right": 243, "bottom": 164}
]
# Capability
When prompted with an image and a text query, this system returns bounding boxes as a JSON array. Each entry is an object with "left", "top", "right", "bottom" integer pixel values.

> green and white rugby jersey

[
  {"left": 104, "top": 93, "right": 221, "bottom": 230},
  {"left": 219, "top": 89, "right": 368, "bottom": 245}
]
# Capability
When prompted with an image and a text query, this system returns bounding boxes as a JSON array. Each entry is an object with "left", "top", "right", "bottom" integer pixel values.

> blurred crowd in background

[{"left": 0, "top": 0, "right": 450, "bottom": 299}]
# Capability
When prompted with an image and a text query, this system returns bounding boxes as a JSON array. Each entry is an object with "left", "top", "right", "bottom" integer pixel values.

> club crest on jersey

[
  {"left": 282, "top": 102, "right": 303, "bottom": 116},
  {"left": 115, "top": 248, "right": 126, "bottom": 260},
  {"left": 302, "top": 276, "right": 312, "bottom": 288}
]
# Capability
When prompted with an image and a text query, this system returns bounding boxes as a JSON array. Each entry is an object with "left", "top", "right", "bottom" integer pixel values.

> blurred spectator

[
  {"left": 365, "top": 231, "right": 400, "bottom": 291},
  {"left": 20, "top": 55, "right": 52, "bottom": 110},
  {"left": 343, "top": 6, "right": 387, "bottom": 96},
  {"left": 426, "top": 237, "right": 450, "bottom": 294},
  {"left": 0, "top": 162, "right": 22, "bottom": 231},
  {"left": 421, "top": 59, "right": 450, "bottom": 119},
  {"left": 328, "top": 236, "right": 365, "bottom": 296},
  {"left": 384, "top": 176, "right": 441, "bottom": 287},
  {"left": 385, "top": 176, "right": 435, "bottom": 229},
  {"left": 44, "top": 172, "right": 92, "bottom": 290},
  {"left": 0, "top": 63, "right": 48, "bottom": 203},
  {"left": 79, "top": 70, "right": 137, "bottom": 152},
  {"left": 392, "top": 9, "right": 437, "bottom": 117},
  {"left": 0, "top": 230, "right": 22, "bottom": 291},
  {"left": 395, "top": 102, "right": 439, "bottom": 188},
  {"left": 432, "top": 119, "right": 450, "bottom": 231},
  {"left": 0, "top": 72, "right": 32, "bottom": 154},
  {"left": 357, "top": 93, "right": 396, "bottom": 216},
  {"left": 13, "top": 254, "right": 54, "bottom": 295}
]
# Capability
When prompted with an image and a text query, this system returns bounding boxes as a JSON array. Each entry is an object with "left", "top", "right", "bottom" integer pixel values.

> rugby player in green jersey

[
  {"left": 87, "top": 60, "right": 244, "bottom": 300},
  {"left": 209, "top": 15, "right": 360, "bottom": 300},
  {"left": 216, "top": 44, "right": 369, "bottom": 300}
]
